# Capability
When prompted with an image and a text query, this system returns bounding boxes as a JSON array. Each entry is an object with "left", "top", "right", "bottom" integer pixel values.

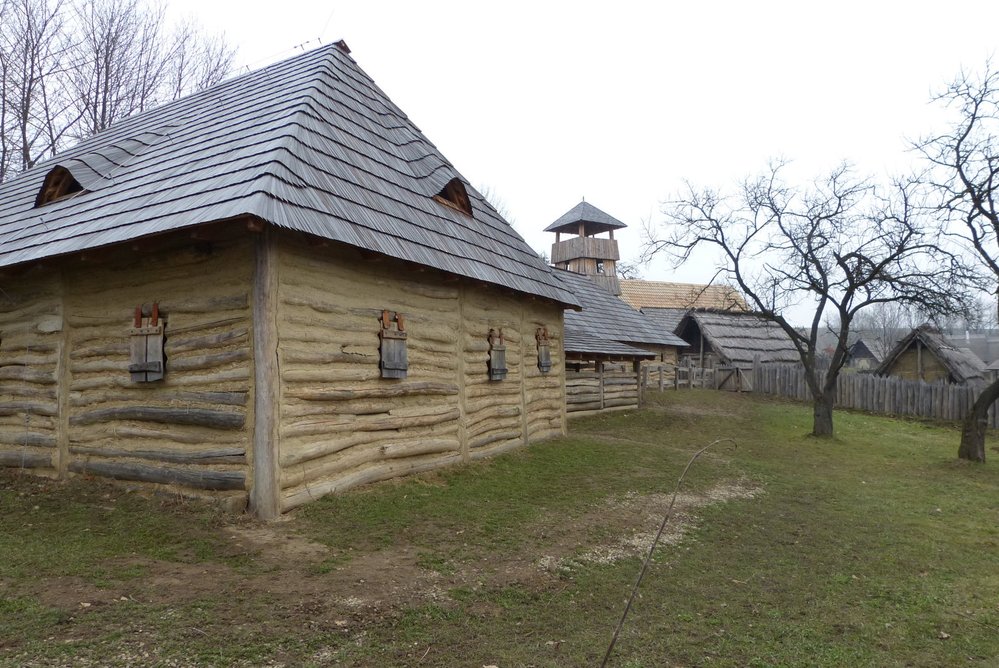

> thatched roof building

[
  {"left": 875, "top": 324, "right": 986, "bottom": 384},
  {"left": 674, "top": 310, "right": 800, "bottom": 369},
  {"left": 0, "top": 42, "right": 578, "bottom": 518},
  {"left": 847, "top": 339, "right": 880, "bottom": 369}
]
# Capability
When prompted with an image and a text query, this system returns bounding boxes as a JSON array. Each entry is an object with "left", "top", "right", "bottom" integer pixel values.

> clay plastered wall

[
  {"left": 0, "top": 269, "right": 63, "bottom": 473},
  {"left": 890, "top": 347, "right": 950, "bottom": 383},
  {"left": 63, "top": 239, "right": 253, "bottom": 503},
  {"left": 520, "top": 299, "right": 564, "bottom": 443},
  {"left": 276, "top": 240, "right": 565, "bottom": 511}
]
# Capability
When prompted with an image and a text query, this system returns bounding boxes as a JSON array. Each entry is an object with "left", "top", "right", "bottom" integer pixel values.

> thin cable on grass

[{"left": 600, "top": 437, "right": 736, "bottom": 668}]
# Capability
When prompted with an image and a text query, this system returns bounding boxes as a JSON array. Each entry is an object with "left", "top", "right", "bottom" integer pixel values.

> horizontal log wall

[
  {"left": 61, "top": 239, "right": 253, "bottom": 502},
  {"left": 522, "top": 299, "right": 565, "bottom": 444},
  {"left": 275, "top": 239, "right": 565, "bottom": 511},
  {"left": 0, "top": 269, "right": 62, "bottom": 473},
  {"left": 753, "top": 362, "right": 998, "bottom": 427},
  {"left": 566, "top": 361, "right": 640, "bottom": 414}
]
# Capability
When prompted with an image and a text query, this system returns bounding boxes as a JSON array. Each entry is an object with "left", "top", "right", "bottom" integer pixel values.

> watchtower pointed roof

[{"left": 544, "top": 200, "right": 627, "bottom": 235}]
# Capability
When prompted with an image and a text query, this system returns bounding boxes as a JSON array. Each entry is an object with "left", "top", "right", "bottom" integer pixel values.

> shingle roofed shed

[
  {"left": 555, "top": 269, "right": 685, "bottom": 353},
  {"left": 0, "top": 42, "right": 578, "bottom": 308}
]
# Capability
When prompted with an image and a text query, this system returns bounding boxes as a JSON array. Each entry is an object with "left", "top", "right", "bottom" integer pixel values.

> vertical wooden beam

[
  {"left": 633, "top": 360, "right": 642, "bottom": 407},
  {"left": 250, "top": 229, "right": 280, "bottom": 520},
  {"left": 519, "top": 305, "right": 529, "bottom": 446},
  {"left": 558, "top": 326, "right": 568, "bottom": 435},
  {"left": 597, "top": 360, "right": 605, "bottom": 410},
  {"left": 55, "top": 270, "right": 70, "bottom": 477},
  {"left": 456, "top": 284, "right": 470, "bottom": 462},
  {"left": 698, "top": 330, "right": 705, "bottom": 386}
]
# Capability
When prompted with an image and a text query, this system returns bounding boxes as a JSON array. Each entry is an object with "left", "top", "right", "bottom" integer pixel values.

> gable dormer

[
  {"left": 434, "top": 177, "right": 472, "bottom": 217},
  {"left": 35, "top": 166, "right": 84, "bottom": 207}
]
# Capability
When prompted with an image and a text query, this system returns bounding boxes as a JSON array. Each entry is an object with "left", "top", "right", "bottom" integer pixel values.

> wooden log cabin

[{"left": 0, "top": 42, "right": 579, "bottom": 518}]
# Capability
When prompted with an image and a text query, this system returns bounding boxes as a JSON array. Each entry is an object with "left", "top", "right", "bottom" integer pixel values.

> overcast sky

[{"left": 169, "top": 0, "right": 998, "bottom": 320}]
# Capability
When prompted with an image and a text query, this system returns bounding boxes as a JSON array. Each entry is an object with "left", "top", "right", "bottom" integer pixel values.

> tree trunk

[
  {"left": 812, "top": 393, "right": 834, "bottom": 437},
  {"left": 958, "top": 378, "right": 999, "bottom": 463}
]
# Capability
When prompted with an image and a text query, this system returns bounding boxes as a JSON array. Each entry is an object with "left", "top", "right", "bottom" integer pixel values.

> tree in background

[
  {"left": 646, "top": 161, "right": 972, "bottom": 437},
  {"left": 0, "top": 0, "right": 234, "bottom": 181},
  {"left": 919, "top": 65, "right": 999, "bottom": 462},
  {"left": 848, "top": 301, "right": 923, "bottom": 359},
  {"left": 615, "top": 259, "right": 643, "bottom": 280}
]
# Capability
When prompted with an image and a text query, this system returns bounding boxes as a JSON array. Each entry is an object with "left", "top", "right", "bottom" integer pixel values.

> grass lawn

[{"left": 2, "top": 390, "right": 998, "bottom": 667}]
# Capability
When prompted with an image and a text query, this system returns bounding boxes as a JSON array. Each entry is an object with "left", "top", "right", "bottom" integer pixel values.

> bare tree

[
  {"left": 919, "top": 64, "right": 999, "bottom": 462},
  {"left": 163, "top": 17, "right": 234, "bottom": 101},
  {"left": 0, "top": 0, "right": 74, "bottom": 179},
  {"left": 848, "top": 301, "right": 921, "bottom": 359},
  {"left": 646, "top": 161, "right": 971, "bottom": 437},
  {"left": 616, "top": 259, "right": 644, "bottom": 280},
  {"left": 0, "top": 0, "right": 235, "bottom": 181},
  {"left": 69, "top": 0, "right": 171, "bottom": 137}
]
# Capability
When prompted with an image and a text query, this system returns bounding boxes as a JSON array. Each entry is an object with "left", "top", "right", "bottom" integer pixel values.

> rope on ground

[{"left": 600, "top": 437, "right": 737, "bottom": 668}]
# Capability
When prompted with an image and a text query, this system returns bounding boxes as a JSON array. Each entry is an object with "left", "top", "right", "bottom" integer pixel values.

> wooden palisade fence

[{"left": 751, "top": 362, "right": 999, "bottom": 428}]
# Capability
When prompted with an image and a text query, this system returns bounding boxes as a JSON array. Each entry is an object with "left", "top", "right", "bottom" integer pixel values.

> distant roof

[
  {"left": 619, "top": 280, "right": 747, "bottom": 311},
  {"left": 875, "top": 324, "right": 986, "bottom": 383},
  {"left": 848, "top": 339, "right": 880, "bottom": 362},
  {"left": 640, "top": 307, "right": 688, "bottom": 335},
  {"left": 556, "top": 269, "right": 686, "bottom": 351},
  {"left": 0, "top": 42, "right": 578, "bottom": 307},
  {"left": 544, "top": 200, "right": 627, "bottom": 235},
  {"left": 676, "top": 310, "right": 800, "bottom": 368}
]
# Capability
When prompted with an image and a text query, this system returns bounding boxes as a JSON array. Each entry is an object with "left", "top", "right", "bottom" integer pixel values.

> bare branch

[{"left": 646, "top": 162, "right": 974, "bottom": 436}]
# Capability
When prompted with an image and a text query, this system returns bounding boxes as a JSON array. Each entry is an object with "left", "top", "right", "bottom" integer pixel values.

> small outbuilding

[
  {"left": 874, "top": 324, "right": 986, "bottom": 384},
  {"left": 555, "top": 269, "right": 685, "bottom": 413},
  {"left": 673, "top": 310, "right": 800, "bottom": 390},
  {"left": 0, "top": 42, "right": 579, "bottom": 517},
  {"left": 846, "top": 339, "right": 880, "bottom": 370}
]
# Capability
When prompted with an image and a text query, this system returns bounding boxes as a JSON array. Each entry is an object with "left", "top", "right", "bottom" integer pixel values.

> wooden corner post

[{"left": 250, "top": 227, "right": 280, "bottom": 519}]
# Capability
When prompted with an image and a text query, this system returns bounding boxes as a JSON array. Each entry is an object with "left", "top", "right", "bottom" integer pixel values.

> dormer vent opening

[
  {"left": 434, "top": 177, "right": 472, "bottom": 217},
  {"left": 35, "top": 166, "right": 85, "bottom": 207}
]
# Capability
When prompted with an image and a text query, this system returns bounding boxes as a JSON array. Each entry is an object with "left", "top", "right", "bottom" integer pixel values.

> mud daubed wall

[
  {"left": 0, "top": 237, "right": 254, "bottom": 507},
  {"left": 0, "top": 268, "right": 63, "bottom": 473},
  {"left": 276, "top": 238, "right": 565, "bottom": 511},
  {"left": 1, "top": 232, "right": 566, "bottom": 513}
]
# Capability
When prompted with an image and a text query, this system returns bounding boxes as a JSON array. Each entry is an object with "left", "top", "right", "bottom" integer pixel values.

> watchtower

[{"left": 546, "top": 200, "right": 625, "bottom": 295}]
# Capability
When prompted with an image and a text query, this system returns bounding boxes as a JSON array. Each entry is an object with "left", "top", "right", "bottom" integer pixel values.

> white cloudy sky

[{"left": 170, "top": 0, "right": 998, "bottom": 315}]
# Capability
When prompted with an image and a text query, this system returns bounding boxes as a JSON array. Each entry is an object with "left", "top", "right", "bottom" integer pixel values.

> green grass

[{"left": 2, "top": 391, "right": 998, "bottom": 666}]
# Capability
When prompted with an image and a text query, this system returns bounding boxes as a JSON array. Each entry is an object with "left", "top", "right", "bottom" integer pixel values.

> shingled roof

[
  {"left": 676, "top": 310, "right": 800, "bottom": 368},
  {"left": 0, "top": 42, "right": 578, "bottom": 307},
  {"left": 639, "top": 307, "right": 688, "bottom": 336},
  {"left": 875, "top": 324, "right": 986, "bottom": 383},
  {"left": 619, "top": 280, "right": 747, "bottom": 311},
  {"left": 543, "top": 200, "right": 627, "bottom": 235},
  {"left": 555, "top": 269, "right": 685, "bottom": 354}
]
